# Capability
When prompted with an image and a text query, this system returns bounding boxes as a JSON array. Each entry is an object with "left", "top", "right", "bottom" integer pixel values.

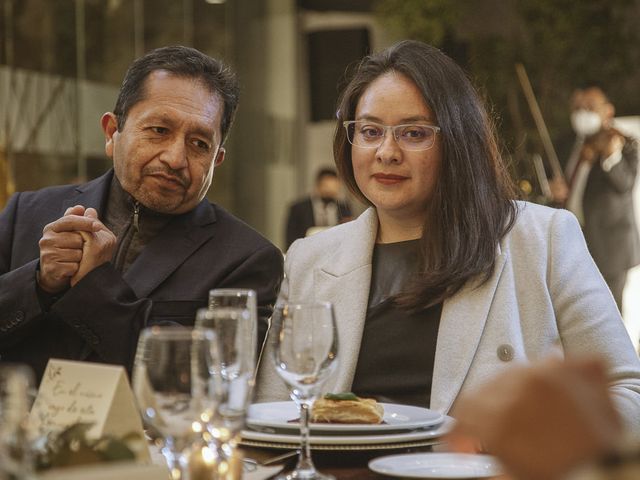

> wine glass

[
  {"left": 209, "top": 288, "right": 258, "bottom": 362},
  {"left": 0, "top": 364, "right": 35, "bottom": 479},
  {"left": 270, "top": 302, "right": 339, "bottom": 480},
  {"left": 132, "top": 327, "right": 221, "bottom": 480},
  {"left": 195, "top": 306, "right": 255, "bottom": 463}
]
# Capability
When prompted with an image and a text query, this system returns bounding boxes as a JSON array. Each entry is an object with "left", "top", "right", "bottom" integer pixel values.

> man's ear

[
  {"left": 214, "top": 147, "right": 226, "bottom": 167},
  {"left": 101, "top": 112, "right": 118, "bottom": 158}
]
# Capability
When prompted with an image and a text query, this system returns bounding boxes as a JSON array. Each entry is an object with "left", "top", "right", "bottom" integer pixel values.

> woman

[{"left": 256, "top": 40, "right": 640, "bottom": 435}]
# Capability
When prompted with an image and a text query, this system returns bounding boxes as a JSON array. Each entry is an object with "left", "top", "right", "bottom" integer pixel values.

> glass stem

[
  {"left": 162, "top": 438, "right": 188, "bottom": 480},
  {"left": 296, "top": 400, "right": 316, "bottom": 473}
]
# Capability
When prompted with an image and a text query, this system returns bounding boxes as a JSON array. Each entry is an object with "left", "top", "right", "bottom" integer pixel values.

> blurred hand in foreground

[{"left": 447, "top": 358, "right": 622, "bottom": 480}]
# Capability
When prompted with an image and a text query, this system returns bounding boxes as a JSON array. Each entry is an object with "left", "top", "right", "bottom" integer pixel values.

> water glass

[
  {"left": 208, "top": 289, "right": 258, "bottom": 365},
  {"left": 0, "top": 364, "right": 35, "bottom": 479},
  {"left": 195, "top": 307, "right": 255, "bottom": 462},
  {"left": 132, "top": 327, "right": 221, "bottom": 480}
]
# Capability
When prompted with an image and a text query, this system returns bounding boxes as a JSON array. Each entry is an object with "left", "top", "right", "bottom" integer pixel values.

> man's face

[
  {"left": 101, "top": 70, "right": 225, "bottom": 214},
  {"left": 571, "top": 88, "right": 613, "bottom": 124},
  {"left": 316, "top": 176, "right": 340, "bottom": 200}
]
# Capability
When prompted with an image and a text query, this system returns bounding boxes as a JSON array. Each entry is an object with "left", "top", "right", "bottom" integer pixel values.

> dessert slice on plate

[{"left": 312, "top": 393, "right": 384, "bottom": 424}]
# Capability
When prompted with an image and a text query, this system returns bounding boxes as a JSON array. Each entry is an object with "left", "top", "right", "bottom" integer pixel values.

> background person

[
  {"left": 256, "top": 40, "right": 640, "bottom": 437},
  {"left": 551, "top": 86, "right": 640, "bottom": 310},
  {"left": 284, "top": 167, "right": 352, "bottom": 248},
  {"left": 0, "top": 46, "right": 283, "bottom": 383}
]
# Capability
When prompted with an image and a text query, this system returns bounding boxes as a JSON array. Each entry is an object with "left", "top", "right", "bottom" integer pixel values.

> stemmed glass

[
  {"left": 132, "top": 327, "right": 221, "bottom": 480},
  {"left": 270, "top": 302, "right": 339, "bottom": 480},
  {"left": 195, "top": 306, "right": 256, "bottom": 463},
  {"left": 209, "top": 288, "right": 258, "bottom": 362},
  {"left": 0, "top": 364, "right": 35, "bottom": 478}
]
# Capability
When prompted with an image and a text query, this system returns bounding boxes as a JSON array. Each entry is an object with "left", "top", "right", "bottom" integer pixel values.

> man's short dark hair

[
  {"left": 113, "top": 45, "right": 240, "bottom": 144},
  {"left": 315, "top": 167, "right": 338, "bottom": 184}
]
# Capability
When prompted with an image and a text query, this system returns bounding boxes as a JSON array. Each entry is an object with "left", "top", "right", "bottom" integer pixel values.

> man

[
  {"left": 0, "top": 46, "right": 283, "bottom": 383},
  {"left": 551, "top": 86, "right": 640, "bottom": 309},
  {"left": 285, "top": 167, "right": 352, "bottom": 248}
]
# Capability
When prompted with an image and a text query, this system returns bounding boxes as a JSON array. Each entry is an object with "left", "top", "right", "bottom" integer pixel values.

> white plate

[
  {"left": 241, "top": 416, "right": 454, "bottom": 446},
  {"left": 369, "top": 453, "right": 503, "bottom": 479},
  {"left": 247, "top": 401, "right": 444, "bottom": 433}
]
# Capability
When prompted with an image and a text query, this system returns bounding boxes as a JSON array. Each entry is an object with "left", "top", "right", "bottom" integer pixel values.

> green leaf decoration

[{"left": 34, "top": 423, "right": 140, "bottom": 471}]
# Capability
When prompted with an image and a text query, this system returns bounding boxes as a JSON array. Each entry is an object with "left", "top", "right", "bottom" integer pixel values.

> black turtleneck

[{"left": 103, "top": 176, "right": 172, "bottom": 273}]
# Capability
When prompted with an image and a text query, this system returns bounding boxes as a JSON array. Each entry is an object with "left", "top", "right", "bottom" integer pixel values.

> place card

[{"left": 30, "top": 359, "right": 149, "bottom": 461}]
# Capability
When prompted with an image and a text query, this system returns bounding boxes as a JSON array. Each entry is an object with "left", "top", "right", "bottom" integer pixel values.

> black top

[
  {"left": 351, "top": 239, "right": 442, "bottom": 408},
  {"left": 103, "top": 176, "right": 172, "bottom": 273}
]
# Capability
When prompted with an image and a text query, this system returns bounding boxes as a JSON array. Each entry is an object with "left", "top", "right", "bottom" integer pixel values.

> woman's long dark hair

[{"left": 334, "top": 40, "right": 517, "bottom": 311}]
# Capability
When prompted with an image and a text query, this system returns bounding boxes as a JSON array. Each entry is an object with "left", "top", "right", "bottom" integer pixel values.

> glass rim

[
  {"left": 140, "top": 325, "right": 214, "bottom": 340},
  {"left": 209, "top": 288, "right": 256, "bottom": 297},
  {"left": 0, "top": 363, "right": 35, "bottom": 374},
  {"left": 0, "top": 363, "right": 35, "bottom": 388},
  {"left": 196, "top": 306, "right": 250, "bottom": 320},
  {"left": 276, "top": 301, "right": 333, "bottom": 310}
]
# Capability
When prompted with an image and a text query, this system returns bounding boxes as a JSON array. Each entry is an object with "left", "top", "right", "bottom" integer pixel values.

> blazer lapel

[
  {"left": 123, "top": 200, "right": 217, "bottom": 298},
  {"left": 430, "top": 247, "right": 508, "bottom": 414},
  {"left": 61, "top": 171, "right": 114, "bottom": 214},
  {"left": 313, "top": 208, "right": 378, "bottom": 393}
]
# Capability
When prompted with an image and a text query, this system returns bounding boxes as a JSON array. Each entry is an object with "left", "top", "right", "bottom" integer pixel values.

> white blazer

[{"left": 256, "top": 201, "right": 640, "bottom": 436}]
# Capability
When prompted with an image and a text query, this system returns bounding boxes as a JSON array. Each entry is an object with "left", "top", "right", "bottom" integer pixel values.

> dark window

[{"left": 307, "top": 28, "right": 370, "bottom": 122}]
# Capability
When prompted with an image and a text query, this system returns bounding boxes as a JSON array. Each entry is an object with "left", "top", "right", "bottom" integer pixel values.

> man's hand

[
  {"left": 447, "top": 358, "right": 621, "bottom": 480},
  {"left": 70, "top": 208, "right": 117, "bottom": 286},
  {"left": 549, "top": 175, "right": 569, "bottom": 204},
  {"left": 588, "top": 129, "right": 625, "bottom": 161},
  {"left": 38, "top": 205, "right": 99, "bottom": 293}
]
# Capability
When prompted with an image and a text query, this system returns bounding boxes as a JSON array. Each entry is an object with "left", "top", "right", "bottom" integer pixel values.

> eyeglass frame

[{"left": 342, "top": 120, "right": 442, "bottom": 151}]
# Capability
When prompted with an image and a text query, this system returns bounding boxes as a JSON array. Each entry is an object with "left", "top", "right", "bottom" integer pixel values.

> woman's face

[{"left": 352, "top": 71, "right": 442, "bottom": 225}]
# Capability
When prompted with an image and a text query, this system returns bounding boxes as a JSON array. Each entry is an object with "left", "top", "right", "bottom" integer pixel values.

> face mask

[{"left": 570, "top": 109, "right": 602, "bottom": 136}]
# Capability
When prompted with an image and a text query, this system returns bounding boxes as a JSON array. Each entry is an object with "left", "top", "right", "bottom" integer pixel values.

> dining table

[
  {"left": 236, "top": 401, "right": 509, "bottom": 480},
  {"left": 242, "top": 445, "right": 410, "bottom": 479},
  {"left": 240, "top": 444, "right": 510, "bottom": 480}
]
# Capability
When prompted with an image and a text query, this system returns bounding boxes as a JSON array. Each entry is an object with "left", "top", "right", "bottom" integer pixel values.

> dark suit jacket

[
  {"left": 582, "top": 136, "right": 640, "bottom": 277},
  {"left": 0, "top": 170, "right": 284, "bottom": 383},
  {"left": 285, "top": 197, "right": 352, "bottom": 249}
]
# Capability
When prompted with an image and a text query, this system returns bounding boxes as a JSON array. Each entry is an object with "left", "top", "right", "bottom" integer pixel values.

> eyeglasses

[{"left": 343, "top": 120, "right": 441, "bottom": 151}]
